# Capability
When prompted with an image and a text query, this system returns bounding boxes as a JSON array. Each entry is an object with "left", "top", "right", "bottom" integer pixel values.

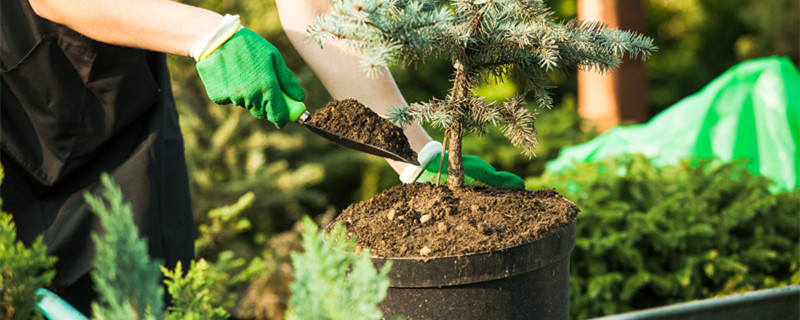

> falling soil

[
  {"left": 306, "top": 99, "right": 418, "bottom": 164},
  {"left": 332, "top": 183, "right": 579, "bottom": 258}
]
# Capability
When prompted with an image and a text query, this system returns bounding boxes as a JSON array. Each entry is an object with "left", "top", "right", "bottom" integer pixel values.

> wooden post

[{"left": 577, "top": 0, "right": 649, "bottom": 132}]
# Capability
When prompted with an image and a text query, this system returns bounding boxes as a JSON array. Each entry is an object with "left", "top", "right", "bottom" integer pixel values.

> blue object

[{"left": 36, "top": 288, "right": 89, "bottom": 320}]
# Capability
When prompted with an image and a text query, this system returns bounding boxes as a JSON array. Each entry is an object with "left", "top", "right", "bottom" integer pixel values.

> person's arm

[
  {"left": 274, "top": 0, "right": 434, "bottom": 174},
  {"left": 29, "top": 0, "right": 222, "bottom": 56}
]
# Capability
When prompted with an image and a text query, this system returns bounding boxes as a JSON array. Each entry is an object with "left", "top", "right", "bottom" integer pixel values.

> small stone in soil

[
  {"left": 386, "top": 209, "right": 396, "bottom": 221},
  {"left": 420, "top": 246, "right": 432, "bottom": 256},
  {"left": 419, "top": 214, "right": 432, "bottom": 224}
]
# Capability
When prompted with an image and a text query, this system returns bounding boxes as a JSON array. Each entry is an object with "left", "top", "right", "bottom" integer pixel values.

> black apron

[{"left": 1, "top": 0, "right": 194, "bottom": 313}]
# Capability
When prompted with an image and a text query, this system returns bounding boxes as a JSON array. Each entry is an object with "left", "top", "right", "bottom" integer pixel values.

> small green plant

[
  {"left": 286, "top": 216, "right": 392, "bottom": 320},
  {"left": 86, "top": 174, "right": 229, "bottom": 320},
  {"left": 529, "top": 155, "right": 800, "bottom": 319},
  {"left": 188, "top": 190, "right": 271, "bottom": 314},
  {"left": 0, "top": 165, "right": 57, "bottom": 320},
  {"left": 195, "top": 191, "right": 255, "bottom": 256},
  {"left": 3, "top": 170, "right": 393, "bottom": 319},
  {"left": 310, "top": 0, "right": 655, "bottom": 188},
  {"left": 85, "top": 174, "right": 166, "bottom": 320},
  {"left": 162, "top": 260, "right": 229, "bottom": 320},
  {"left": 0, "top": 213, "right": 56, "bottom": 320}
]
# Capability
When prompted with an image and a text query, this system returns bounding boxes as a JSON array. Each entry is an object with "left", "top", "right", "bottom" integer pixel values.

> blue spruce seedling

[{"left": 309, "top": 0, "right": 656, "bottom": 187}]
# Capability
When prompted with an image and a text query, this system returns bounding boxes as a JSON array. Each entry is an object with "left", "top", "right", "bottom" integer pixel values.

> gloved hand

[
  {"left": 193, "top": 15, "right": 305, "bottom": 128},
  {"left": 400, "top": 141, "right": 525, "bottom": 190}
]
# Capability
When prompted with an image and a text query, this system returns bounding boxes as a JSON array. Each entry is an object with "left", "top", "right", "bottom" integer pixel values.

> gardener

[{"left": 1, "top": 0, "right": 523, "bottom": 314}]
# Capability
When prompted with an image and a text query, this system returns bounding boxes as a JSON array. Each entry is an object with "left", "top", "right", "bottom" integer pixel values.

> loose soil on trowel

[
  {"left": 306, "top": 99, "right": 418, "bottom": 164},
  {"left": 333, "top": 183, "right": 580, "bottom": 258}
]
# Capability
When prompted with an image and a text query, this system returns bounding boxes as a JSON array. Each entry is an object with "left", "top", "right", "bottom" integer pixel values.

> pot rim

[
  {"left": 375, "top": 219, "right": 576, "bottom": 287},
  {"left": 325, "top": 218, "right": 576, "bottom": 287}
]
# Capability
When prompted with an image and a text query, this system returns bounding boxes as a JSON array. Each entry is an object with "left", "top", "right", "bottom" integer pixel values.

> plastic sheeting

[{"left": 546, "top": 57, "right": 799, "bottom": 193}]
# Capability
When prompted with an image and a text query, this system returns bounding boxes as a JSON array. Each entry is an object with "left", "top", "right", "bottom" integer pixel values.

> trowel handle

[
  {"left": 36, "top": 288, "right": 89, "bottom": 320},
  {"left": 283, "top": 92, "right": 309, "bottom": 123}
]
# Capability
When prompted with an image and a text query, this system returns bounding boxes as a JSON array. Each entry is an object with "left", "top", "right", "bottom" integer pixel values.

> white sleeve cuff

[
  {"left": 399, "top": 141, "right": 442, "bottom": 183},
  {"left": 190, "top": 14, "right": 242, "bottom": 61}
]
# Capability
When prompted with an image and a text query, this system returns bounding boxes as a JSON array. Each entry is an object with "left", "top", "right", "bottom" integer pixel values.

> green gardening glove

[
  {"left": 400, "top": 141, "right": 525, "bottom": 189},
  {"left": 196, "top": 27, "right": 305, "bottom": 128}
]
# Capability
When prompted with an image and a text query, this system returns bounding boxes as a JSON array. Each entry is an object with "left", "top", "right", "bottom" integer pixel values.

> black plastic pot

[{"left": 372, "top": 219, "right": 576, "bottom": 320}]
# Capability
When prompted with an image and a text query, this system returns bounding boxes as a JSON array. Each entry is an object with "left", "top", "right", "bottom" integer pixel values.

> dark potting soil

[
  {"left": 333, "top": 183, "right": 579, "bottom": 258},
  {"left": 306, "top": 99, "right": 417, "bottom": 164}
]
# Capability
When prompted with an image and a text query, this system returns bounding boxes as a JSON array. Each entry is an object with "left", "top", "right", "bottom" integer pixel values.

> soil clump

[
  {"left": 333, "top": 183, "right": 579, "bottom": 258},
  {"left": 306, "top": 99, "right": 417, "bottom": 163}
]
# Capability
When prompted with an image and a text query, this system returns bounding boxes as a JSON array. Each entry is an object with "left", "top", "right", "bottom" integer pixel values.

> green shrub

[
  {"left": 192, "top": 191, "right": 272, "bottom": 313},
  {"left": 86, "top": 174, "right": 229, "bottom": 320},
  {"left": 529, "top": 155, "right": 800, "bottom": 319},
  {"left": 162, "top": 260, "right": 229, "bottom": 320},
  {"left": 0, "top": 166, "right": 57, "bottom": 320},
  {"left": 286, "top": 217, "right": 391, "bottom": 320},
  {"left": 85, "top": 175, "right": 167, "bottom": 320},
  {"left": 86, "top": 176, "right": 393, "bottom": 320}
]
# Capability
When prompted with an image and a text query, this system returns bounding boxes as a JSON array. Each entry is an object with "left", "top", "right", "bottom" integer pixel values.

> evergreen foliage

[
  {"left": 529, "top": 155, "right": 800, "bottom": 319},
  {"left": 309, "top": 0, "right": 655, "bottom": 187},
  {"left": 0, "top": 168, "right": 57, "bottom": 320},
  {"left": 201, "top": 250, "right": 270, "bottom": 314},
  {"left": 195, "top": 192, "right": 256, "bottom": 256},
  {"left": 286, "top": 217, "right": 391, "bottom": 320},
  {"left": 85, "top": 174, "right": 165, "bottom": 320},
  {"left": 463, "top": 99, "right": 596, "bottom": 177},
  {"left": 162, "top": 260, "right": 229, "bottom": 320},
  {"left": 87, "top": 174, "right": 257, "bottom": 319},
  {"left": 192, "top": 191, "right": 271, "bottom": 313}
]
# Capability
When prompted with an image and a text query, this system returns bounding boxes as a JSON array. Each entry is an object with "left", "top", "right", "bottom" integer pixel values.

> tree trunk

[
  {"left": 446, "top": 124, "right": 464, "bottom": 188},
  {"left": 446, "top": 60, "right": 471, "bottom": 189},
  {"left": 577, "top": 0, "right": 649, "bottom": 132},
  {"left": 445, "top": 7, "right": 484, "bottom": 189}
]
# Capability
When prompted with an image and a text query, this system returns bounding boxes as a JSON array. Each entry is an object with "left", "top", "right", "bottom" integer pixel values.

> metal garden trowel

[{"left": 284, "top": 94, "right": 418, "bottom": 165}]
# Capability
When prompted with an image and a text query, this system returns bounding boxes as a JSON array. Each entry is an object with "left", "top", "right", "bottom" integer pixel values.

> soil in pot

[
  {"left": 334, "top": 183, "right": 579, "bottom": 258},
  {"left": 319, "top": 98, "right": 579, "bottom": 257},
  {"left": 306, "top": 99, "right": 417, "bottom": 163}
]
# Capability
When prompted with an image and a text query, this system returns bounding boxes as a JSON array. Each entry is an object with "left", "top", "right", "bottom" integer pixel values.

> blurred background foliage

[
  {"left": 164, "top": 0, "right": 798, "bottom": 318},
  {"left": 170, "top": 0, "right": 799, "bottom": 237},
  {"left": 530, "top": 156, "right": 800, "bottom": 319}
]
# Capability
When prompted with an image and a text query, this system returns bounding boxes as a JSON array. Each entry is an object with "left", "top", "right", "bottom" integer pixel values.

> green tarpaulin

[{"left": 546, "top": 57, "right": 800, "bottom": 193}]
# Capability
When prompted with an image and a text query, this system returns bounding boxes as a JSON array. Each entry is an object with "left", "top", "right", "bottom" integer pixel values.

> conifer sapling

[
  {"left": 309, "top": 0, "right": 656, "bottom": 188},
  {"left": 0, "top": 167, "right": 57, "bottom": 320}
]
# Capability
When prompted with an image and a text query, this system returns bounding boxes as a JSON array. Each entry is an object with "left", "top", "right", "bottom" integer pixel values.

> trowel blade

[{"left": 302, "top": 123, "right": 419, "bottom": 165}]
